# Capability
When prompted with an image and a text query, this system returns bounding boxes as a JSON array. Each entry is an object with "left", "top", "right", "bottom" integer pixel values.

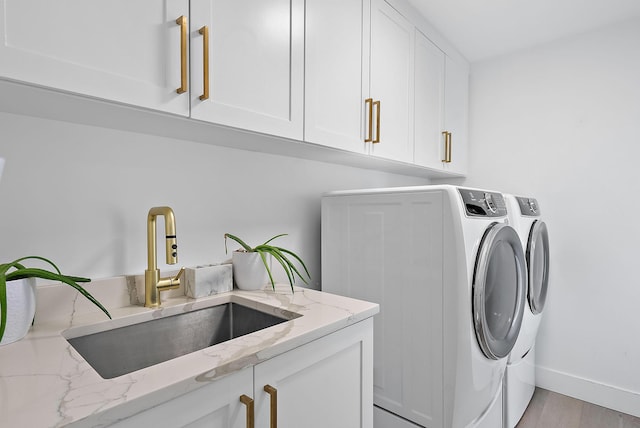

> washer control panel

[
  {"left": 458, "top": 188, "right": 507, "bottom": 217},
  {"left": 516, "top": 196, "right": 541, "bottom": 216}
]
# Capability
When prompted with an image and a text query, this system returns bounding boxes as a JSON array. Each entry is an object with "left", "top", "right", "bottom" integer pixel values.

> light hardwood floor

[{"left": 517, "top": 388, "right": 640, "bottom": 428}]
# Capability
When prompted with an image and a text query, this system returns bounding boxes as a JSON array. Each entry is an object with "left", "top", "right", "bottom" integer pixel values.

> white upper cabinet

[
  {"left": 304, "top": 0, "right": 370, "bottom": 153},
  {"left": 368, "top": 0, "right": 415, "bottom": 163},
  {"left": 190, "top": 0, "right": 304, "bottom": 140},
  {"left": 305, "top": 0, "right": 424, "bottom": 166},
  {"left": 0, "top": 0, "right": 468, "bottom": 177},
  {"left": 0, "top": 0, "right": 189, "bottom": 116},
  {"left": 414, "top": 30, "right": 446, "bottom": 169},
  {"left": 413, "top": 31, "right": 469, "bottom": 173},
  {"left": 304, "top": 0, "right": 469, "bottom": 173},
  {"left": 443, "top": 55, "right": 469, "bottom": 174}
]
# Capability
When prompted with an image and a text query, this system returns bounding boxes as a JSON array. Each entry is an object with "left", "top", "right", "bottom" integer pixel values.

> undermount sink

[{"left": 65, "top": 302, "right": 297, "bottom": 379}]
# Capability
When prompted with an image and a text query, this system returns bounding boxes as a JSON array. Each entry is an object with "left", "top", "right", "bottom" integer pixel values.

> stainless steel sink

[{"left": 66, "top": 302, "right": 296, "bottom": 379}]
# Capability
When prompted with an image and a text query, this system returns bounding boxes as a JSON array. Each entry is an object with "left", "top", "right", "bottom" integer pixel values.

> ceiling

[{"left": 406, "top": 0, "right": 640, "bottom": 62}]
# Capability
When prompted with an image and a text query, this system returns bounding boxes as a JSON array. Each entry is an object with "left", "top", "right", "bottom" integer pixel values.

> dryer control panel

[
  {"left": 458, "top": 188, "right": 507, "bottom": 217},
  {"left": 515, "top": 196, "right": 541, "bottom": 216}
]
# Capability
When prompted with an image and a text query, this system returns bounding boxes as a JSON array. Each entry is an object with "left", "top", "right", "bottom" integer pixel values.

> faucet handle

[
  {"left": 173, "top": 267, "right": 186, "bottom": 282},
  {"left": 157, "top": 267, "right": 186, "bottom": 292}
]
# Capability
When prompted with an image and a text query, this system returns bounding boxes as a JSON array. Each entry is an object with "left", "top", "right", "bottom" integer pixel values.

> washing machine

[
  {"left": 322, "top": 185, "right": 527, "bottom": 428},
  {"left": 503, "top": 195, "right": 550, "bottom": 428}
]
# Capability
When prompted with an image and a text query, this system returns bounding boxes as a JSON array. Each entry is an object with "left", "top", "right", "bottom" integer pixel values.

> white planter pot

[
  {"left": 0, "top": 278, "right": 37, "bottom": 346},
  {"left": 232, "top": 251, "right": 269, "bottom": 291}
]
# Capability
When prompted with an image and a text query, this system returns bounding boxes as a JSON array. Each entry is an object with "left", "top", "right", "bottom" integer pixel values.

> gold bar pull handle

[
  {"left": 373, "top": 100, "right": 381, "bottom": 143},
  {"left": 264, "top": 385, "right": 278, "bottom": 428},
  {"left": 364, "top": 98, "right": 373, "bottom": 142},
  {"left": 441, "top": 131, "right": 448, "bottom": 162},
  {"left": 442, "top": 131, "right": 452, "bottom": 163},
  {"left": 239, "top": 395, "right": 254, "bottom": 428},
  {"left": 198, "top": 26, "right": 209, "bottom": 101},
  {"left": 176, "top": 16, "right": 188, "bottom": 94}
]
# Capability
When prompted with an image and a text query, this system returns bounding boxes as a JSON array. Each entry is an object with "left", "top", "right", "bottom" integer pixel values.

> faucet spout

[{"left": 145, "top": 206, "right": 182, "bottom": 308}]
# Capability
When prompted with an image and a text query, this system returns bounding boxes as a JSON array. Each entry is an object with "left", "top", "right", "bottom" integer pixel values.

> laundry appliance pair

[{"left": 322, "top": 185, "right": 547, "bottom": 428}]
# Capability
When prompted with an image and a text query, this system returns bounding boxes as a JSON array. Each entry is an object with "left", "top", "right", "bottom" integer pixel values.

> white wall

[
  {"left": 0, "top": 112, "right": 428, "bottom": 289},
  {"left": 463, "top": 18, "right": 640, "bottom": 415}
]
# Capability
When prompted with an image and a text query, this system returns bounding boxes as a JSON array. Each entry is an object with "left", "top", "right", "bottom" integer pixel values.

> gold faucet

[{"left": 145, "top": 206, "right": 185, "bottom": 308}]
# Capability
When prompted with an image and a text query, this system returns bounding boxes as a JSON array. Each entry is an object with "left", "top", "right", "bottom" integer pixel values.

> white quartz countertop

[{"left": 0, "top": 281, "right": 378, "bottom": 427}]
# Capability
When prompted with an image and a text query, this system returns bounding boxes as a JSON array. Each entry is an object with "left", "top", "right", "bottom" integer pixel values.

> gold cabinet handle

[
  {"left": 373, "top": 100, "right": 381, "bottom": 143},
  {"left": 442, "top": 131, "right": 452, "bottom": 163},
  {"left": 441, "top": 131, "right": 449, "bottom": 162},
  {"left": 176, "top": 16, "right": 188, "bottom": 94},
  {"left": 364, "top": 98, "right": 373, "bottom": 142},
  {"left": 198, "top": 26, "right": 209, "bottom": 101},
  {"left": 263, "top": 385, "right": 278, "bottom": 428},
  {"left": 239, "top": 395, "right": 254, "bottom": 428},
  {"left": 441, "top": 131, "right": 448, "bottom": 162}
]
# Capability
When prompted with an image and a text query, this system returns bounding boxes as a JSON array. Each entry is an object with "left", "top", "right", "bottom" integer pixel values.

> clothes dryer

[
  {"left": 322, "top": 185, "right": 527, "bottom": 428},
  {"left": 503, "top": 195, "right": 550, "bottom": 428}
]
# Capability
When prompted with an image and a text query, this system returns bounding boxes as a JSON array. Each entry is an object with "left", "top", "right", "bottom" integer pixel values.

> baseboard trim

[{"left": 536, "top": 365, "right": 640, "bottom": 418}]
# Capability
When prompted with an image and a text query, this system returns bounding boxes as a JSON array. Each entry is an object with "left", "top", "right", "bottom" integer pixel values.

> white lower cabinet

[
  {"left": 111, "top": 367, "right": 252, "bottom": 428},
  {"left": 110, "top": 319, "right": 373, "bottom": 428},
  {"left": 254, "top": 318, "right": 373, "bottom": 428}
]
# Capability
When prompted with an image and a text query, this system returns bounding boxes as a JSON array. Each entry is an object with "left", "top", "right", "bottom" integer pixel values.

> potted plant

[
  {"left": 224, "top": 233, "right": 310, "bottom": 292},
  {"left": 0, "top": 256, "right": 111, "bottom": 345}
]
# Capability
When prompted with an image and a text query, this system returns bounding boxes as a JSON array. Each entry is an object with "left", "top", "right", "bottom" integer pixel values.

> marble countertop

[{"left": 0, "top": 278, "right": 378, "bottom": 427}]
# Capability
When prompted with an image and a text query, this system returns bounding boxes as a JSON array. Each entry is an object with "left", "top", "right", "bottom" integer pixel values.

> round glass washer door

[
  {"left": 473, "top": 223, "right": 527, "bottom": 360},
  {"left": 527, "top": 220, "right": 550, "bottom": 315}
]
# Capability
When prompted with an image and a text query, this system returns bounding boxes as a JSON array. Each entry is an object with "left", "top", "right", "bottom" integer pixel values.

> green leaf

[
  {"left": 224, "top": 233, "right": 254, "bottom": 253},
  {"left": 275, "top": 247, "right": 311, "bottom": 281},
  {"left": 268, "top": 249, "right": 295, "bottom": 289},
  {"left": 7, "top": 256, "right": 63, "bottom": 275},
  {"left": 0, "top": 257, "right": 112, "bottom": 342},
  {"left": 257, "top": 250, "right": 276, "bottom": 291},
  {"left": 5, "top": 268, "right": 111, "bottom": 321},
  {"left": 262, "top": 234, "right": 287, "bottom": 246},
  {"left": 224, "top": 234, "right": 310, "bottom": 294}
]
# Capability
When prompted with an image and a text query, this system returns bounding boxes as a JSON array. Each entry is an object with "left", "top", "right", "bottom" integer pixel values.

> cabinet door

[
  {"left": 369, "top": 0, "right": 414, "bottom": 163},
  {"left": 109, "top": 367, "right": 253, "bottom": 428},
  {"left": 190, "top": 0, "right": 304, "bottom": 140},
  {"left": 304, "top": 0, "right": 370, "bottom": 153},
  {"left": 443, "top": 55, "right": 469, "bottom": 174},
  {"left": 321, "top": 192, "right": 444, "bottom": 427},
  {"left": 413, "top": 30, "right": 445, "bottom": 169},
  {"left": 254, "top": 319, "right": 374, "bottom": 428},
  {"left": 0, "top": 0, "right": 189, "bottom": 116}
]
